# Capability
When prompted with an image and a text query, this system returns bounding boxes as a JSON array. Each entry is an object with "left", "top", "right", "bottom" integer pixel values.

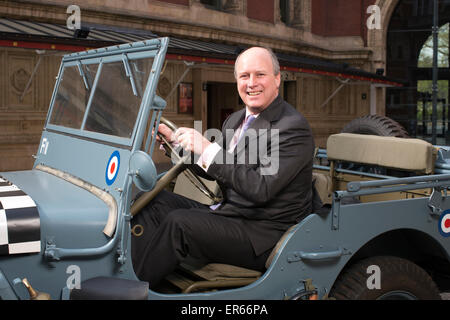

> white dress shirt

[{"left": 196, "top": 109, "right": 259, "bottom": 172}]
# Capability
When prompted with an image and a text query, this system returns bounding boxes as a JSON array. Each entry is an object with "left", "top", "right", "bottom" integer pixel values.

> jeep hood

[{"left": 0, "top": 169, "right": 114, "bottom": 252}]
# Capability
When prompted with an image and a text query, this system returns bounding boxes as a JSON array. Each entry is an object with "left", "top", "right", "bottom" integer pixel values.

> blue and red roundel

[
  {"left": 438, "top": 209, "right": 450, "bottom": 237},
  {"left": 105, "top": 151, "right": 120, "bottom": 186}
]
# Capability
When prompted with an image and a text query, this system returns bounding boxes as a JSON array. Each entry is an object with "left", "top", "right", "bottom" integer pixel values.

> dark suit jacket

[{"left": 202, "top": 95, "right": 315, "bottom": 256}]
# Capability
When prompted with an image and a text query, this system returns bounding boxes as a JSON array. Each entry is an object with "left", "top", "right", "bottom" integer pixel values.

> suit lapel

[
  {"left": 239, "top": 95, "right": 284, "bottom": 152},
  {"left": 222, "top": 108, "right": 245, "bottom": 148},
  {"left": 220, "top": 95, "right": 284, "bottom": 154}
]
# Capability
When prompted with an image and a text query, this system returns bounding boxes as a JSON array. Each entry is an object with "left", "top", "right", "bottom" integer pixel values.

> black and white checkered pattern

[{"left": 0, "top": 176, "right": 40, "bottom": 255}]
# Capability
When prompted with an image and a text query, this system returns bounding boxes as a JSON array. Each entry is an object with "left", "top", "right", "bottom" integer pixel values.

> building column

[
  {"left": 290, "top": 0, "right": 311, "bottom": 30},
  {"left": 366, "top": 0, "right": 400, "bottom": 116},
  {"left": 192, "top": 68, "right": 207, "bottom": 132}
]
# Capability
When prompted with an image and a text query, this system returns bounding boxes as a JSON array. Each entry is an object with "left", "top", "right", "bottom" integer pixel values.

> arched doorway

[
  {"left": 385, "top": 0, "right": 450, "bottom": 144},
  {"left": 416, "top": 22, "right": 449, "bottom": 142}
]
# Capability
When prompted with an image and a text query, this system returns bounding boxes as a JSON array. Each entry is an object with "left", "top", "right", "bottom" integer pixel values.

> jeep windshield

[{"left": 45, "top": 47, "right": 156, "bottom": 146}]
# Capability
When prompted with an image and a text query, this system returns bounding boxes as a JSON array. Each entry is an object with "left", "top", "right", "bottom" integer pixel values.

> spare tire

[
  {"left": 342, "top": 115, "right": 409, "bottom": 138},
  {"left": 339, "top": 115, "right": 410, "bottom": 176}
]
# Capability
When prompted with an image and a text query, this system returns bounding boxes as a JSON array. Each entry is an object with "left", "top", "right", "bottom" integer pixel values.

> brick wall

[
  {"left": 312, "top": 0, "right": 376, "bottom": 43},
  {"left": 247, "top": 0, "right": 274, "bottom": 23}
]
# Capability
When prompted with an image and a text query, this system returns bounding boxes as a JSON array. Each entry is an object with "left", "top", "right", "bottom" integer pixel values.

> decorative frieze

[{"left": 7, "top": 53, "right": 34, "bottom": 109}]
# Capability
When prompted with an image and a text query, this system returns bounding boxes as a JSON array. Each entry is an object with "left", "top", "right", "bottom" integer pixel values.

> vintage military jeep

[{"left": 0, "top": 37, "right": 449, "bottom": 300}]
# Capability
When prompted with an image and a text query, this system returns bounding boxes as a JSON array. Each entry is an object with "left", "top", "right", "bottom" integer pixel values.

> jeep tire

[
  {"left": 339, "top": 115, "right": 410, "bottom": 176},
  {"left": 342, "top": 115, "right": 409, "bottom": 138},
  {"left": 330, "top": 256, "right": 441, "bottom": 300}
]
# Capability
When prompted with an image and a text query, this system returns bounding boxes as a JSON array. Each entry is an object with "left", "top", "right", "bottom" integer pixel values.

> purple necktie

[
  {"left": 212, "top": 115, "right": 256, "bottom": 210},
  {"left": 229, "top": 115, "right": 256, "bottom": 152},
  {"left": 238, "top": 115, "right": 256, "bottom": 141}
]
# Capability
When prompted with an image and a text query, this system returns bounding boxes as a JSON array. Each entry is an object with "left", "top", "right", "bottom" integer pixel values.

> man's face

[{"left": 235, "top": 48, "right": 281, "bottom": 112}]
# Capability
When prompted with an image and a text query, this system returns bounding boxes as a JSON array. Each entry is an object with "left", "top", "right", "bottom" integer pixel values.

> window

[
  {"left": 84, "top": 59, "right": 153, "bottom": 138},
  {"left": 48, "top": 57, "right": 153, "bottom": 139},
  {"left": 49, "top": 64, "right": 97, "bottom": 129},
  {"left": 280, "top": 0, "right": 289, "bottom": 24},
  {"left": 416, "top": 80, "right": 448, "bottom": 137},
  {"left": 418, "top": 23, "right": 449, "bottom": 68},
  {"left": 416, "top": 23, "right": 449, "bottom": 140},
  {"left": 200, "top": 0, "right": 221, "bottom": 10}
]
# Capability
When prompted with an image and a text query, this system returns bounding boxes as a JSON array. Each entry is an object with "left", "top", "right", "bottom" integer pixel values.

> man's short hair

[{"left": 234, "top": 46, "right": 280, "bottom": 78}]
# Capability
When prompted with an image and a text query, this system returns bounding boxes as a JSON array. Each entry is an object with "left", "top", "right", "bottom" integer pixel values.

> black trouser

[{"left": 130, "top": 190, "right": 270, "bottom": 289}]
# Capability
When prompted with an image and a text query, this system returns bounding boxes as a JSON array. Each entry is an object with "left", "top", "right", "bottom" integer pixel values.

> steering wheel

[{"left": 130, "top": 116, "right": 222, "bottom": 217}]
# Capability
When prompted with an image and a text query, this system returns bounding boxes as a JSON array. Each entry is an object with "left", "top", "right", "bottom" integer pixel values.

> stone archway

[
  {"left": 367, "top": 0, "right": 400, "bottom": 72},
  {"left": 364, "top": 0, "right": 400, "bottom": 117},
  {"left": 379, "top": 0, "right": 450, "bottom": 141}
]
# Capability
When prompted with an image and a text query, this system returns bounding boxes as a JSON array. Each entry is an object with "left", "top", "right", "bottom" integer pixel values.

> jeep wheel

[
  {"left": 330, "top": 256, "right": 441, "bottom": 300},
  {"left": 342, "top": 115, "right": 409, "bottom": 138}
]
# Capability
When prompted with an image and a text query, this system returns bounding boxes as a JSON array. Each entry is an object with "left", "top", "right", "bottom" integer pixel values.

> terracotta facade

[{"left": 0, "top": 0, "right": 399, "bottom": 171}]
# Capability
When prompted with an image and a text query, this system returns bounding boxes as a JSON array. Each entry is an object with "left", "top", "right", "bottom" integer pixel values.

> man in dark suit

[{"left": 131, "top": 47, "right": 315, "bottom": 289}]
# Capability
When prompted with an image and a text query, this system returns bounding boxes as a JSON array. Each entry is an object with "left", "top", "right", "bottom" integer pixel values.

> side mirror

[{"left": 129, "top": 150, "right": 157, "bottom": 191}]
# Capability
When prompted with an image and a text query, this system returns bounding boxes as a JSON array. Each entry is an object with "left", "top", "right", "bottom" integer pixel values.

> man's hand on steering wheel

[
  {"left": 155, "top": 123, "right": 211, "bottom": 155},
  {"left": 131, "top": 118, "right": 222, "bottom": 217},
  {"left": 154, "top": 123, "right": 176, "bottom": 145},
  {"left": 174, "top": 127, "right": 211, "bottom": 155}
]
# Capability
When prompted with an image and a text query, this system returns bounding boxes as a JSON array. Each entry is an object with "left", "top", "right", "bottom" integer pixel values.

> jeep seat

[
  {"left": 326, "top": 133, "right": 437, "bottom": 174},
  {"left": 312, "top": 171, "right": 332, "bottom": 205},
  {"left": 167, "top": 224, "right": 297, "bottom": 293},
  {"left": 167, "top": 164, "right": 299, "bottom": 293}
]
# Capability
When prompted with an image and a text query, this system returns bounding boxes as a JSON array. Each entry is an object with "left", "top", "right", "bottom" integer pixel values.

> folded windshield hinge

[
  {"left": 77, "top": 61, "right": 90, "bottom": 90},
  {"left": 122, "top": 54, "right": 138, "bottom": 96}
]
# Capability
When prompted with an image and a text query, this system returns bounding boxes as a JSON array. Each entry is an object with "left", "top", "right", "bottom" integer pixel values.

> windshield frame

[{"left": 45, "top": 41, "right": 160, "bottom": 147}]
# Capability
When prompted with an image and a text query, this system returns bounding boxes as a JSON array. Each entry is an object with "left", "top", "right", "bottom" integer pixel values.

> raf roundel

[
  {"left": 105, "top": 151, "right": 120, "bottom": 186},
  {"left": 439, "top": 210, "right": 450, "bottom": 237}
]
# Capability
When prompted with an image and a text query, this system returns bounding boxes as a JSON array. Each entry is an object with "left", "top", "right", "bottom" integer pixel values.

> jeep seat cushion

[
  {"left": 173, "top": 171, "right": 220, "bottom": 205},
  {"left": 312, "top": 172, "right": 332, "bottom": 205},
  {"left": 326, "top": 133, "right": 435, "bottom": 174},
  {"left": 180, "top": 262, "right": 262, "bottom": 281},
  {"left": 265, "top": 224, "right": 298, "bottom": 268}
]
